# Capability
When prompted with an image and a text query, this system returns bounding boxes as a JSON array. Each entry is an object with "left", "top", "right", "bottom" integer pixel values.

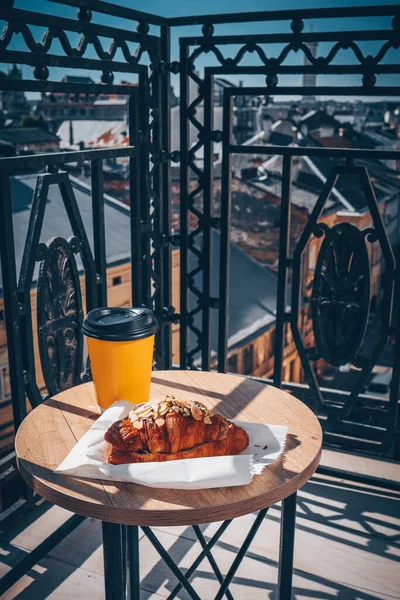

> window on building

[
  {"left": 372, "top": 243, "right": 381, "bottom": 266},
  {"left": 285, "top": 323, "right": 292, "bottom": 346},
  {"left": 0, "top": 309, "right": 4, "bottom": 321},
  {"left": 80, "top": 108, "right": 86, "bottom": 116},
  {"left": 268, "top": 329, "right": 275, "bottom": 358},
  {"left": 0, "top": 365, "right": 11, "bottom": 403},
  {"left": 309, "top": 244, "right": 317, "bottom": 272},
  {"left": 227, "top": 354, "right": 238, "bottom": 373},
  {"left": 257, "top": 339, "right": 265, "bottom": 367},
  {"left": 70, "top": 108, "right": 77, "bottom": 116},
  {"left": 243, "top": 345, "right": 254, "bottom": 375},
  {"left": 290, "top": 359, "right": 296, "bottom": 382},
  {"left": 112, "top": 275, "right": 122, "bottom": 286}
]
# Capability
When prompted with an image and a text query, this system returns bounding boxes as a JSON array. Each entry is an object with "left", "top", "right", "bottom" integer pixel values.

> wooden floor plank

[
  {"left": 1, "top": 557, "right": 106, "bottom": 600},
  {"left": 1, "top": 503, "right": 72, "bottom": 549},
  {"left": 320, "top": 448, "right": 400, "bottom": 484},
  {"left": 49, "top": 517, "right": 144, "bottom": 576},
  {"left": 2, "top": 557, "right": 165, "bottom": 600}
]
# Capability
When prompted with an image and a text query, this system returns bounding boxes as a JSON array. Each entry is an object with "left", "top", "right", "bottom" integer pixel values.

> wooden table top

[{"left": 16, "top": 371, "right": 322, "bottom": 526}]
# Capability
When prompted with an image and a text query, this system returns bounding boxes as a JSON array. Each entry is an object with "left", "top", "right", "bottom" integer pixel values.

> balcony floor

[{"left": 1, "top": 466, "right": 399, "bottom": 599}]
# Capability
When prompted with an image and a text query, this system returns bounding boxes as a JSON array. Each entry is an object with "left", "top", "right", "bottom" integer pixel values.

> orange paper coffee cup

[{"left": 82, "top": 307, "right": 158, "bottom": 410}]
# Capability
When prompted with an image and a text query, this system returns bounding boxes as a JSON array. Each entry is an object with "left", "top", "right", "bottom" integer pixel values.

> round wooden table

[{"left": 16, "top": 371, "right": 322, "bottom": 600}]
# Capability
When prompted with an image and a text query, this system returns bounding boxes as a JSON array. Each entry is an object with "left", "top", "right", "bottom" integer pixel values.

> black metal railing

[
  {"left": 0, "top": 0, "right": 399, "bottom": 520},
  {"left": 1, "top": 0, "right": 400, "bottom": 593}
]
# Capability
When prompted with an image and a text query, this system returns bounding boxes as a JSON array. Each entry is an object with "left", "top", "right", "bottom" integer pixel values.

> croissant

[{"left": 104, "top": 394, "right": 249, "bottom": 464}]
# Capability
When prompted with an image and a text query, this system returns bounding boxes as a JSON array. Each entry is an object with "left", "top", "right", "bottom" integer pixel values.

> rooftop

[
  {"left": 56, "top": 120, "right": 128, "bottom": 149},
  {"left": 0, "top": 128, "right": 59, "bottom": 146},
  {"left": 60, "top": 75, "right": 95, "bottom": 85},
  {"left": 0, "top": 175, "right": 131, "bottom": 294},
  {"left": 190, "top": 231, "right": 278, "bottom": 357}
]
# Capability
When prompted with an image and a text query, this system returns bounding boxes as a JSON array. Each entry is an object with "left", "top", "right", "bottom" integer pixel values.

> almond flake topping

[{"left": 128, "top": 395, "right": 213, "bottom": 426}]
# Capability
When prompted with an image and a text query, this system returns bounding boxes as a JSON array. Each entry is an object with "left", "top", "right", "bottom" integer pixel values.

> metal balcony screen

[{"left": 0, "top": 0, "right": 399, "bottom": 469}]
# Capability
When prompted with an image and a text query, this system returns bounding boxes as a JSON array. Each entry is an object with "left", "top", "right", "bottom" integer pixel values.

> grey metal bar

[
  {"left": 91, "top": 159, "right": 107, "bottom": 307},
  {"left": 0, "top": 146, "right": 136, "bottom": 173},
  {"left": 224, "top": 85, "right": 400, "bottom": 97},
  {"left": 278, "top": 493, "right": 297, "bottom": 600},
  {"left": 228, "top": 144, "right": 400, "bottom": 160},
  {"left": 202, "top": 72, "right": 214, "bottom": 371},
  {"left": 128, "top": 95, "right": 142, "bottom": 306},
  {"left": 1, "top": 6, "right": 159, "bottom": 44},
  {"left": 0, "top": 172, "right": 27, "bottom": 431},
  {"left": 181, "top": 29, "right": 396, "bottom": 46},
  {"left": 273, "top": 155, "right": 292, "bottom": 389},
  {"left": 0, "top": 48, "right": 146, "bottom": 76},
  {"left": 192, "top": 525, "right": 234, "bottom": 600},
  {"left": 48, "top": 0, "right": 167, "bottom": 26},
  {"left": 168, "top": 4, "right": 399, "bottom": 26},
  {"left": 102, "top": 522, "right": 125, "bottom": 600},
  {"left": 161, "top": 24, "right": 173, "bottom": 369},
  {"left": 217, "top": 91, "right": 233, "bottom": 373},
  {"left": 167, "top": 520, "right": 233, "bottom": 600},
  {"left": 214, "top": 509, "right": 269, "bottom": 600},
  {"left": 141, "top": 527, "right": 202, "bottom": 600},
  {"left": 126, "top": 525, "right": 140, "bottom": 600},
  {"left": 0, "top": 79, "right": 141, "bottom": 97},
  {"left": 205, "top": 64, "right": 400, "bottom": 76},
  {"left": 179, "top": 42, "right": 189, "bottom": 369}
]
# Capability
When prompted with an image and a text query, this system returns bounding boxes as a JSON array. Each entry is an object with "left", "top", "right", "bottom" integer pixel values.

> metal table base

[{"left": 102, "top": 492, "right": 297, "bottom": 600}]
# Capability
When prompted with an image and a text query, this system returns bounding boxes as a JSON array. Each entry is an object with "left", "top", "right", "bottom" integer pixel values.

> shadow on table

[
  {"left": 152, "top": 374, "right": 273, "bottom": 419},
  {"left": 48, "top": 399, "right": 100, "bottom": 421}
]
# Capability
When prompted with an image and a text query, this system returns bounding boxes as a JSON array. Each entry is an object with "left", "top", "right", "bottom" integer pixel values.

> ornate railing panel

[
  {"left": 0, "top": 0, "right": 175, "bottom": 455},
  {"left": 222, "top": 136, "right": 400, "bottom": 456},
  {"left": 37, "top": 235, "right": 84, "bottom": 396},
  {"left": 0, "top": 2, "right": 399, "bottom": 591},
  {"left": 0, "top": 0, "right": 399, "bottom": 467},
  {"left": 176, "top": 5, "right": 400, "bottom": 455}
]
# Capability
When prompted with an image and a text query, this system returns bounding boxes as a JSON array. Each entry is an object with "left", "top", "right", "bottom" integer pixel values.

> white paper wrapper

[{"left": 55, "top": 401, "right": 287, "bottom": 489}]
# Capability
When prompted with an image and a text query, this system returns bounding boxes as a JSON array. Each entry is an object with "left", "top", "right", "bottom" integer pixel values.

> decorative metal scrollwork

[
  {"left": 0, "top": 21, "right": 147, "bottom": 65},
  {"left": 37, "top": 237, "right": 84, "bottom": 396},
  {"left": 311, "top": 222, "right": 370, "bottom": 367}
]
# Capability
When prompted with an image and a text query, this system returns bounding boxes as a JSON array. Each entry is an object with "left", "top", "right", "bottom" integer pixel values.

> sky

[{"left": 1, "top": 0, "right": 400, "bottom": 101}]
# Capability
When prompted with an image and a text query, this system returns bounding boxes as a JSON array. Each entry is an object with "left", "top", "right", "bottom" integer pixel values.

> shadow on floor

[{"left": 1, "top": 474, "right": 399, "bottom": 599}]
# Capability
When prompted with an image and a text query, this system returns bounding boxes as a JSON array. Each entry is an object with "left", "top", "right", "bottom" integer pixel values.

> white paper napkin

[{"left": 55, "top": 400, "right": 287, "bottom": 489}]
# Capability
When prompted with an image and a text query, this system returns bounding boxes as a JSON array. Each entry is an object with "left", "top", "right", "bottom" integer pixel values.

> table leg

[
  {"left": 125, "top": 525, "right": 140, "bottom": 600},
  {"left": 122, "top": 524, "right": 127, "bottom": 593},
  {"left": 277, "top": 492, "right": 297, "bottom": 600},
  {"left": 102, "top": 521, "right": 125, "bottom": 600}
]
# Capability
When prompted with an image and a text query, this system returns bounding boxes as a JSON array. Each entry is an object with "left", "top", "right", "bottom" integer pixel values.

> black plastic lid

[{"left": 82, "top": 307, "right": 158, "bottom": 341}]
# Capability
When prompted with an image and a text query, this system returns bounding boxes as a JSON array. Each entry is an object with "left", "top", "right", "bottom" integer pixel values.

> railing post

[
  {"left": 218, "top": 91, "right": 233, "bottom": 373},
  {"left": 139, "top": 71, "right": 152, "bottom": 308},
  {"left": 179, "top": 42, "right": 189, "bottom": 369},
  {"left": 161, "top": 24, "right": 172, "bottom": 369},
  {"left": 273, "top": 155, "right": 292, "bottom": 388},
  {"left": 128, "top": 94, "right": 143, "bottom": 307},
  {"left": 91, "top": 158, "right": 107, "bottom": 307},
  {"left": 202, "top": 72, "right": 214, "bottom": 371},
  {"left": 0, "top": 172, "right": 27, "bottom": 431}
]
